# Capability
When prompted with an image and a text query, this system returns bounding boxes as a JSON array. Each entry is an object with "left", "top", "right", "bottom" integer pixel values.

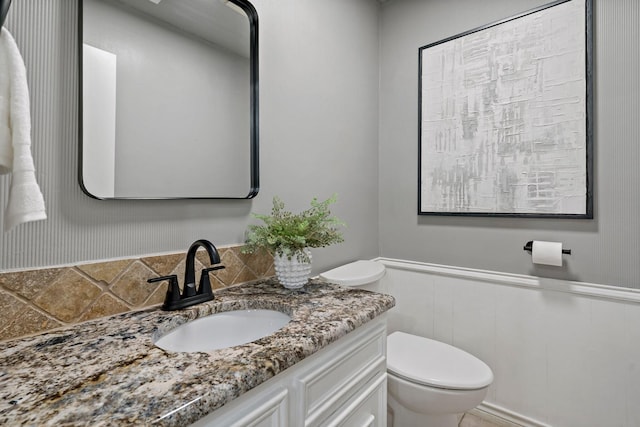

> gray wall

[
  {"left": 379, "top": 0, "right": 640, "bottom": 288},
  {"left": 6, "top": 0, "right": 635, "bottom": 290},
  {"left": 0, "top": 0, "right": 380, "bottom": 274}
]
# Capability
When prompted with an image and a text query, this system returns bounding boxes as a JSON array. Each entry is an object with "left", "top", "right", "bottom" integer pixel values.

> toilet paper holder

[{"left": 523, "top": 241, "right": 571, "bottom": 255}]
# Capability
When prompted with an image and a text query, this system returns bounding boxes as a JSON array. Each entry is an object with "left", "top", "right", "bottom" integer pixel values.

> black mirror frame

[{"left": 77, "top": 0, "right": 259, "bottom": 200}]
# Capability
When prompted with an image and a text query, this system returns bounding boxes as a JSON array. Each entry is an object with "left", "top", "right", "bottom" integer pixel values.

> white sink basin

[{"left": 154, "top": 309, "right": 291, "bottom": 353}]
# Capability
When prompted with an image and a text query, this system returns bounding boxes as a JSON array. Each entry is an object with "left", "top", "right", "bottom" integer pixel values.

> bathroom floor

[{"left": 459, "top": 412, "right": 507, "bottom": 427}]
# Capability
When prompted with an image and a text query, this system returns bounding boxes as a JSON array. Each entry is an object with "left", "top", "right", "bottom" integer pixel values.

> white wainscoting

[{"left": 376, "top": 258, "right": 640, "bottom": 427}]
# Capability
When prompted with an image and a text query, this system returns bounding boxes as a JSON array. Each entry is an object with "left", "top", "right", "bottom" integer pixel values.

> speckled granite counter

[{"left": 0, "top": 279, "right": 395, "bottom": 426}]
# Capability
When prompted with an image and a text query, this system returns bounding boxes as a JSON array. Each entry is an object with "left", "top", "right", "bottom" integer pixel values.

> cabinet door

[
  {"left": 323, "top": 373, "right": 387, "bottom": 427},
  {"left": 295, "top": 322, "right": 387, "bottom": 426}
]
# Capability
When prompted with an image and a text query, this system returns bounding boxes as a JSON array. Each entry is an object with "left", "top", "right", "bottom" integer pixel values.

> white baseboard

[{"left": 472, "top": 402, "right": 553, "bottom": 427}]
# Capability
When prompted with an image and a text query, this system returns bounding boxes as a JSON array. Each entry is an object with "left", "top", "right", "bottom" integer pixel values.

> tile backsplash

[{"left": 0, "top": 245, "right": 274, "bottom": 342}]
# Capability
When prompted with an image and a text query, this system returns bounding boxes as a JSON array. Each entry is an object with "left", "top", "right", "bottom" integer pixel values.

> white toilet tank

[{"left": 319, "top": 260, "right": 386, "bottom": 293}]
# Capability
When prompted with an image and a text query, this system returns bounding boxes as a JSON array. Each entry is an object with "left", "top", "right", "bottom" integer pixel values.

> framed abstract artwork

[{"left": 418, "top": 0, "right": 593, "bottom": 218}]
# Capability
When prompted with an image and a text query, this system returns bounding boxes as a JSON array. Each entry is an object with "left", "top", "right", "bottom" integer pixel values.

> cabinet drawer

[
  {"left": 191, "top": 387, "right": 288, "bottom": 427},
  {"left": 324, "top": 373, "right": 387, "bottom": 427},
  {"left": 295, "top": 322, "right": 386, "bottom": 426}
]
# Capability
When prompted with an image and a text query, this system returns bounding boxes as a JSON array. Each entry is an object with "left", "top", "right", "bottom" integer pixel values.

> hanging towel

[{"left": 0, "top": 27, "right": 46, "bottom": 232}]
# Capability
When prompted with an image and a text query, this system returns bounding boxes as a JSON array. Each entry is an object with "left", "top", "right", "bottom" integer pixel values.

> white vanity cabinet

[{"left": 191, "top": 315, "right": 387, "bottom": 427}]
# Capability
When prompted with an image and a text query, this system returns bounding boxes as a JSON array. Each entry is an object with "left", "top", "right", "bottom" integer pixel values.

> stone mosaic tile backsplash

[{"left": 0, "top": 245, "right": 274, "bottom": 342}]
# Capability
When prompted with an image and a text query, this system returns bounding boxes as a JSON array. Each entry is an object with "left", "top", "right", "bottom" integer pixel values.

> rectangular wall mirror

[{"left": 79, "top": 0, "right": 259, "bottom": 199}]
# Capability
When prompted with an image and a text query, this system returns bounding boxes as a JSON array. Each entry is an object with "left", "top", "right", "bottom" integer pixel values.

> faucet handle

[
  {"left": 203, "top": 266, "right": 225, "bottom": 273},
  {"left": 198, "top": 266, "right": 225, "bottom": 296},
  {"left": 147, "top": 275, "right": 180, "bottom": 310},
  {"left": 147, "top": 275, "right": 178, "bottom": 283}
]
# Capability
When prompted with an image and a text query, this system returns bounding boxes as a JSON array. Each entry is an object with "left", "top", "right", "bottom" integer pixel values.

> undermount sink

[{"left": 154, "top": 309, "right": 291, "bottom": 352}]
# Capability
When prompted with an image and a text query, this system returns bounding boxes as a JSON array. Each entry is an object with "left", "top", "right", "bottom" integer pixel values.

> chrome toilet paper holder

[{"left": 523, "top": 241, "right": 571, "bottom": 255}]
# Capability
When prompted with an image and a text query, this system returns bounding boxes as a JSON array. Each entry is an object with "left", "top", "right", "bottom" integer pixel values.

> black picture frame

[{"left": 418, "top": 0, "right": 593, "bottom": 218}]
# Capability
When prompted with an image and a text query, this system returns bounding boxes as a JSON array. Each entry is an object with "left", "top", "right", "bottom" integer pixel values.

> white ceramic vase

[{"left": 273, "top": 249, "right": 312, "bottom": 290}]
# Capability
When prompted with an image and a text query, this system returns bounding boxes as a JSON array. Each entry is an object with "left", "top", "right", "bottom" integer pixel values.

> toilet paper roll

[{"left": 531, "top": 240, "right": 563, "bottom": 266}]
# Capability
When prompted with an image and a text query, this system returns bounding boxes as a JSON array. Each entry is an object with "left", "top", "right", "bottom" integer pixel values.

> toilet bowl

[
  {"left": 386, "top": 331, "right": 493, "bottom": 427},
  {"left": 320, "top": 260, "right": 494, "bottom": 427}
]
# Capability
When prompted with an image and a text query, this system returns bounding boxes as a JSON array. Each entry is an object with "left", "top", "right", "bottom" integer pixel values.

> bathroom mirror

[{"left": 79, "top": 0, "right": 258, "bottom": 199}]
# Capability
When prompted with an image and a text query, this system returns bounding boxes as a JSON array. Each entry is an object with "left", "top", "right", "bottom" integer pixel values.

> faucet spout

[
  {"left": 148, "top": 239, "right": 222, "bottom": 310},
  {"left": 185, "top": 239, "right": 221, "bottom": 287}
]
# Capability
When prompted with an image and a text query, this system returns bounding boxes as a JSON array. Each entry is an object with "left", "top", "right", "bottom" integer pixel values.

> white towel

[{"left": 0, "top": 27, "right": 46, "bottom": 232}]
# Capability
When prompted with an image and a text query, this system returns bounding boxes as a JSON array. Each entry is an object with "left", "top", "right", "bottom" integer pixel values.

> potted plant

[{"left": 243, "top": 195, "right": 345, "bottom": 289}]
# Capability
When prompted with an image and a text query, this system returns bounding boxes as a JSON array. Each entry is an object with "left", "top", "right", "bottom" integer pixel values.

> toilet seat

[{"left": 387, "top": 332, "right": 493, "bottom": 391}]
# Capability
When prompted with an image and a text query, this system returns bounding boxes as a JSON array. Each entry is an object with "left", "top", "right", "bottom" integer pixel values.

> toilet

[{"left": 320, "top": 260, "right": 494, "bottom": 427}]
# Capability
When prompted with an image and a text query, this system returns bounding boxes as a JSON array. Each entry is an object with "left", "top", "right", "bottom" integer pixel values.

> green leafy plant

[{"left": 243, "top": 195, "right": 345, "bottom": 262}]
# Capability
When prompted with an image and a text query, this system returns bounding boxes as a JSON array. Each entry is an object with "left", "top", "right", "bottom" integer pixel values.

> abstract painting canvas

[{"left": 418, "top": 0, "right": 592, "bottom": 218}]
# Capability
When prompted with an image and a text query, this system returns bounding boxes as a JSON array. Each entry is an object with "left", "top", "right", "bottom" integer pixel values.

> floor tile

[
  {"left": 459, "top": 412, "right": 505, "bottom": 427},
  {"left": 459, "top": 413, "right": 484, "bottom": 427}
]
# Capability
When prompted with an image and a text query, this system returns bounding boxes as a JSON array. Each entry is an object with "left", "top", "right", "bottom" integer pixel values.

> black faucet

[{"left": 148, "top": 239, "right": 225, "bottom": 311}]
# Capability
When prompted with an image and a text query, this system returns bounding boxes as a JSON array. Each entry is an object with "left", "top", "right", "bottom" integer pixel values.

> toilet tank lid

[
  {"left": 319, "top": 260, "right": 386, "bottom": 287},
  {"left": 387, "top": 332, "right": 494, "bottom": 390}
]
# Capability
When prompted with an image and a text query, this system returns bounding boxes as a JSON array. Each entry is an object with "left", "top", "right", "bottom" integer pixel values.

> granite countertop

[{"left": 0, "top": 279, "right": 395, "bottom": 426}]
